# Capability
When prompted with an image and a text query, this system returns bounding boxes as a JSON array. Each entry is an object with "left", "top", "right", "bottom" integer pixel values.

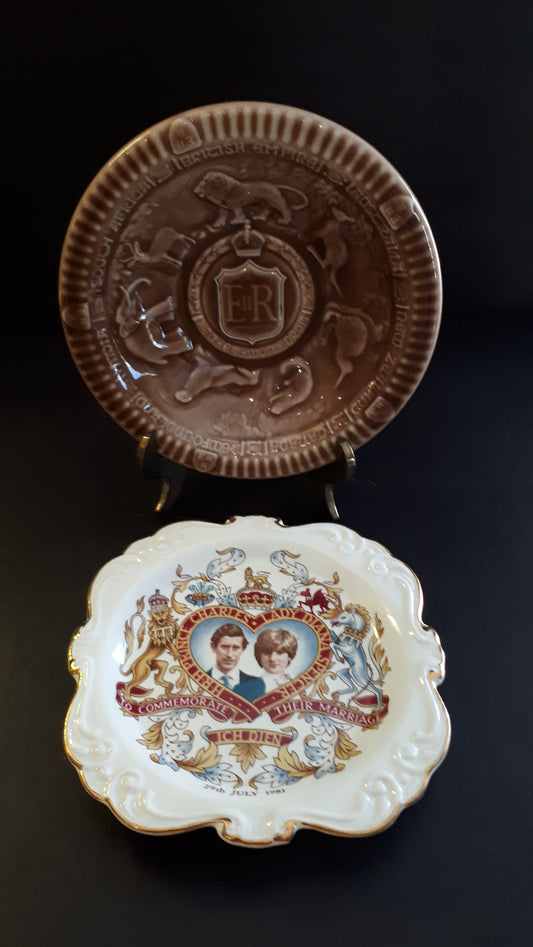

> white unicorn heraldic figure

[{"left": 329, "top": 607, "right": 384, "bottom": 709}]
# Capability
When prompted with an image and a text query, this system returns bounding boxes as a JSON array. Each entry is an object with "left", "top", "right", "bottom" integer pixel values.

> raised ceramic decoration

[
  {"left": 64, "top": 516, "right": 450, "bottom": 846},
  {"left": 59, "top": 102, "right": 442, "bottom": 478}
]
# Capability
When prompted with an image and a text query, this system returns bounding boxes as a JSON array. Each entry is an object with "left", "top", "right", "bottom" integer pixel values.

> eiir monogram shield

[{"left": 215, "top": 260, "right": 286, "bottom": 345}]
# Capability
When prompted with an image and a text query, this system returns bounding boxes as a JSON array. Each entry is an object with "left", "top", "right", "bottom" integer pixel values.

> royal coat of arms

[
  {"left": 66, "top": 517, "right": 449, "bottom": 843},
  {"left": 116, "top": 542, "right": 391, "bottom": 790}
]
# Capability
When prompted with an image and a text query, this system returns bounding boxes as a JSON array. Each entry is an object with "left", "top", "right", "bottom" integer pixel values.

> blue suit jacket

[
  {"left": 234, "top": 671, "right": 265, "bottom": 701},
  {"left": 209, "top": 669, "right": 265, "bottom": 701}
]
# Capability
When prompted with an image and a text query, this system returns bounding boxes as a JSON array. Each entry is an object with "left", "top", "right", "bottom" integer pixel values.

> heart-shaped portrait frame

[{"left": 177, "top": 605, "right": 334, "bottom": 723}]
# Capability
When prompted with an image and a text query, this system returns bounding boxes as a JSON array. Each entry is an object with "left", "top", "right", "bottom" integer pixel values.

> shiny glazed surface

[
  {"left": 59, "top": 102, "right": 441, "bottom": 477},
  {"left": 64, "top": 517, "right": 450, "bottom": 846}
]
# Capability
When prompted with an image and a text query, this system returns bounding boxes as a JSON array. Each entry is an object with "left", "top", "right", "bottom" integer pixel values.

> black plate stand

[{"left": 138, "top": 433, "right": 356, "bottom": 521}]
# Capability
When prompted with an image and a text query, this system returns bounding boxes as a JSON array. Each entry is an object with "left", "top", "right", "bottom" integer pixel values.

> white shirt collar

[{"left": 212, "top": 668, "right": 237, "bottom": 687}]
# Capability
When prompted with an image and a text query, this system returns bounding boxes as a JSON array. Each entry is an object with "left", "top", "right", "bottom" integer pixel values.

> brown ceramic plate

[{"left": 59, "top": 102, "right": 441, "bottom": 478}]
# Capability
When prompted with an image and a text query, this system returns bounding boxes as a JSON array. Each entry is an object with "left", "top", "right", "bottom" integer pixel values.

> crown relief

[{"left": 231, "top": 221, "right": 265, "bottom": 257}]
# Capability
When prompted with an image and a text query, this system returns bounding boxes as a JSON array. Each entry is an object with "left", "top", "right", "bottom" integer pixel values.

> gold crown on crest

[{"left": 149, "top": 589, "right": 169, "bottom": 609}]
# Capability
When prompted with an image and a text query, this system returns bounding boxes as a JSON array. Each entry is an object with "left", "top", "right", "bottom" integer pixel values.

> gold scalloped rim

[
  {"left": 63, "top": 516, "right": 450, "bottom": 846},
  {"left": 64, "top": 661, "right": 450, "bottom": 847}
]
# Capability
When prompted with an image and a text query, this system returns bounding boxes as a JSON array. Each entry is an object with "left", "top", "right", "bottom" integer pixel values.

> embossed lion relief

[{"left": 194, "top": 171, "right": 307, "bottom": 227}]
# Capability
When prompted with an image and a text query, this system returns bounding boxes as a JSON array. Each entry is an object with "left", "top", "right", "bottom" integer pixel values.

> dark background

[{"left": 3, "top": 1, "right": 532, "bottom": 944}]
